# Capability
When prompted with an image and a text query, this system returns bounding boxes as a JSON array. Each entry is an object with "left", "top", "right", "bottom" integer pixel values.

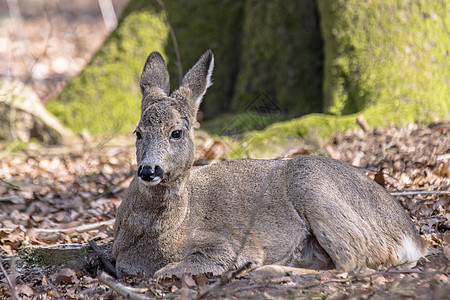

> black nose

[{"left": 138, "top": 165, "right": 164, "bottom": 182}]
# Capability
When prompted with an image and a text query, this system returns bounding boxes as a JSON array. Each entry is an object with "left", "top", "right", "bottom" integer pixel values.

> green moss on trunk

[
  {"left": 46, "top": 1, "right": 168, "bottom": 135},
  {"left": 46, "top": 0, "right": 448, "bottom": 139},
  {"left": 229, "top": 100, "right": 446, "bottom": 159},
  {"left": 317, "top": 0, "right": 450, "bottom": 118}
]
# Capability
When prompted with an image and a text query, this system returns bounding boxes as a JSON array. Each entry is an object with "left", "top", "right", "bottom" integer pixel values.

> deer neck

[{"left": 135, "top": 175, "right": 190, "bottom": 237}]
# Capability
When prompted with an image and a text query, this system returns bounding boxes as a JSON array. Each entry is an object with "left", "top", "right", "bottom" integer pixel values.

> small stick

[
  {"left": 384, "top": 269, "right": 449, "bottom": 275},
  {"left": 236, "top": 283, "right": 285, "bottom": 292},
  {"left": 390, "top": 190, "right": 450, "bottom": 196},
  {"left": 357, "top": 114, "right": 370, "bottom": 131},
  {"left": 89, "top": 239, "right": 117, "bottom": 278},
  {"left": 397, "top": 185, "right": 449, "bottom": 192},
  {"left": 156, "top": 0, "right": 183, "bottom": 84},
  {"left": 98, "top": 0, "right": 118, "bottom": 32},
  {"left": 98, "top": 271, "right": 154, "bottom": 300},
  {"left": 0, "top": 178, "right": 20, "bottom": 190},
  {"left": 0, "top": 260, "right": 18, "bottom": 300},
  {"left": 0, "top": 218, "right": 115, "bottom": 233},
  {"left": 194, "top": 262, "right": 252, "bottom": 300}
]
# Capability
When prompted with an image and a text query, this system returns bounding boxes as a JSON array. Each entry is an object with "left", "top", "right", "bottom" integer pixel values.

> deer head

[{"left": 134, "top": 50, "right": 214, "bottom": 187}]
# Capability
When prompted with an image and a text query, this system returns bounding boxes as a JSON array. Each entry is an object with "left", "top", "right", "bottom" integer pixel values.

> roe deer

[{"left": 113, "top": 50, "right": 427, "bottom": 278}]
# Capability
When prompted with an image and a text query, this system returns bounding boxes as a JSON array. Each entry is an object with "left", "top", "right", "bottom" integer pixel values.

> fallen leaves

[
  {"left": 0, "top": 123, "right": 449, "bottom": 299},
  {"left": 0, "top": 140, "right": 134, "bottom": 257},
  {"left": 51, "top": 268, "right": 80, "bottom": 285}
]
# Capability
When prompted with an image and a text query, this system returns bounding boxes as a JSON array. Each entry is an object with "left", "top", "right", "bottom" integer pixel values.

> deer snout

[{"left": 138, "top": 164, "right": 164, "bottom": 185}]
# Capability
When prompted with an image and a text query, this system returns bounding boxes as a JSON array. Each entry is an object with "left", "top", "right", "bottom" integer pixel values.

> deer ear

[
  {"left": 140, "top": 52, "right": 170, "bottom": 96},
  {"left": 176, "top": 50, "right": 214, "bottom": 110}
]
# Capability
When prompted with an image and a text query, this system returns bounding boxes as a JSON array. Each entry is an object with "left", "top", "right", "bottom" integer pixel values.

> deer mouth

[
  {"left": 139, "top": 176, "right": 162, "bottom": 186},
  {"left": 138, "top": 165, "right": 164, "bottom": 186}
]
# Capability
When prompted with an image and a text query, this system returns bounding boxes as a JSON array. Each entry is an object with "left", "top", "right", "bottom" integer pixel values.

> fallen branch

[
  {"left": 98, "top": 0, "right": 118, "bottom": 32},
  {"left": 396, "top": 185, "right": 449, "bottom": 192},
  {"left": 194, "top": 261, "right": 252, "bottom": 300},
  {"left": 0, "top": 219, "right": 115, "bottom": 233},
  {"left": 236, "top": 283, "right": 287, "bottom": 292},
  {"left": 0, "top": 178, "right": 20, "bottom": 190},
  {"left": 99, "top": 271, "right": 154, "bottom": 300},
  {"left": 390, "top": 190, "right": 450, "bottom": 196},
  {"left": 89, "top": 239, "right": 117, "bottom": 278},
  {"left": 437, "top": 153, "right": 450, "bottom": 161},
  {"left": 383, "top": 269, "right": 449, "bottom": 275},
  {"left": 21, "top": 242, "right": 112, "bottom": 270}
]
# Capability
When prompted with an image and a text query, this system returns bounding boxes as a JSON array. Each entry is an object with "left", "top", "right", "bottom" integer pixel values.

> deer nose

[{"left": 138, "top": 165, "right": 164, "bottom": 182}]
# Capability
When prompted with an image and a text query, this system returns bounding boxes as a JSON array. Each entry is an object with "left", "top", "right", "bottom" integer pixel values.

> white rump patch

[{"left": 396, "top": 234, "right": 425, "bottom": 266}]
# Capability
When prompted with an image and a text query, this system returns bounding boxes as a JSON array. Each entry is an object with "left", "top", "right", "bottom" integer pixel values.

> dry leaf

[
  {"left": 16, "top": 284, "right": 35, "bottom": 297},
  {"left": 434, "top": 163, "right": 450, "bottom": 177},
  {"left": 181, "top": 273, "right": 196, "bottom": 288},
  {"left": 374, "top": 169, "right": 386, "bottom": 187},
  {"left": 50, "top": 268, "right": 80, "bottom": 284},
  {"left": 193, "top": 274, "right": 209, "bottom": 288},
  {"left": 443, "top": 245, "right": 450, "bottom": 261}
]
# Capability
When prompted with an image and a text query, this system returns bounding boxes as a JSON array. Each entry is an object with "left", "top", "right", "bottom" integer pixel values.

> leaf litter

[{"left": 0, "top": 123, "right": 449, "bottom": 299}]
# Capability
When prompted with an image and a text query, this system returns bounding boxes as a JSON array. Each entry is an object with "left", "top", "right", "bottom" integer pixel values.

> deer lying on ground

[{"left": 113, "top": 50, "right": 427, "bottom": 278}]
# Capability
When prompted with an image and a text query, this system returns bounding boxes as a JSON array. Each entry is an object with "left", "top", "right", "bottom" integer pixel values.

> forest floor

[
  {"left": 0, "top": 122, "right": 449, "bottom": 299},
  {"left": 1, "top": 1, "right": 449, "bottom": 299}
]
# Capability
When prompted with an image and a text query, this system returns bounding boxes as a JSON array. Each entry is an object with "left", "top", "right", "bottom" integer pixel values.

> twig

[
  {"left": 98, "top": 271, "right": 154, "bottom": 300},
  {"left": 236, "top": 283, "right": 286, "bottom": 292},
  {"left": 36, "top": 219, "right": 113, "bottom": 232},
  {"left": 357, "top": 114, "right": 370, "bottom": 131},
  {"left": 194, "top": 261, "right": 252, "bottom": 300},
  {"left": 156, "top": 0, "right": 183, "bottom": 84},
  {"left": 0, "top": 259, "right": 18, "bottom": 300},
  {"left": 436, "top": 153, "right": 450, "bottom": 161},
  {"left": 98, "top": 0, "right": 118, "bottom": 32},
  {"left": 396, "top": 185, "right": 449, "bottom": 192},
  {"left": 0, "top": 178, "right": 20, "bottom": 190},
  {"left": 37, "top": 267, "right": 66, "bottom": 300},
  {"left": 0, "top": 219, "right": 115, "bottom": 233},
  {"left": 390, "top": 190, "right": 450, "bottom": 196},
  {"left": 383, "top": 269, "right": 449, "bottom": 275},
  {"left": 43, "top": 219, "right": 114, "bottom": 233},
  {"left": 286, "top": 268, "right": 450, "bottom": 293},
  {"left": 89, "top": 239, "right": 117, "bottom": 278},
  {"left": 340, "top": 266, "right": 449, "bottom": 282}
]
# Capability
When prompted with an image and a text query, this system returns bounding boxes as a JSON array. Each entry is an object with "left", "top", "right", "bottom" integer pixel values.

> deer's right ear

[
  {"left": 140, "top": 51, "right": 170, "bottom": 97},
  {"left": 175, "top": 50, "right": 214, "bottom": 112}
]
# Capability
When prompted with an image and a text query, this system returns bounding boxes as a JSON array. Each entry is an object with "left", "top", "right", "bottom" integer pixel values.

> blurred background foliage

[{"left": 2, "top": 0, "right": 449, "bottom": 147}]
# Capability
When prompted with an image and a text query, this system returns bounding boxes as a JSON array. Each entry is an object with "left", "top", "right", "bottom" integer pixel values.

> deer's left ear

[
  {"left": 140, "top": 51, "right": 170, "bottom": 95},
  {"left": 140, "top": 52, "right": 170, "bottom": 111},
  {"left": 173, "top": 50, "right": 214, "bottom": 112}
]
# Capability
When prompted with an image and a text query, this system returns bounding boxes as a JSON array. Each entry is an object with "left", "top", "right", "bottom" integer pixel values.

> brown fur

[{"left": 113, "top": 50, "right": 427, "bottom": 278}]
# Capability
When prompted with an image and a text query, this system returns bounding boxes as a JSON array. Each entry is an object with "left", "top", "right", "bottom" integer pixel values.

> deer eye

[
  {"left": 170, "top": 130, "right": 182, "bottom": 140},
  {"left": 134, "top": 130, "right": 142, "bottom": 140}
]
